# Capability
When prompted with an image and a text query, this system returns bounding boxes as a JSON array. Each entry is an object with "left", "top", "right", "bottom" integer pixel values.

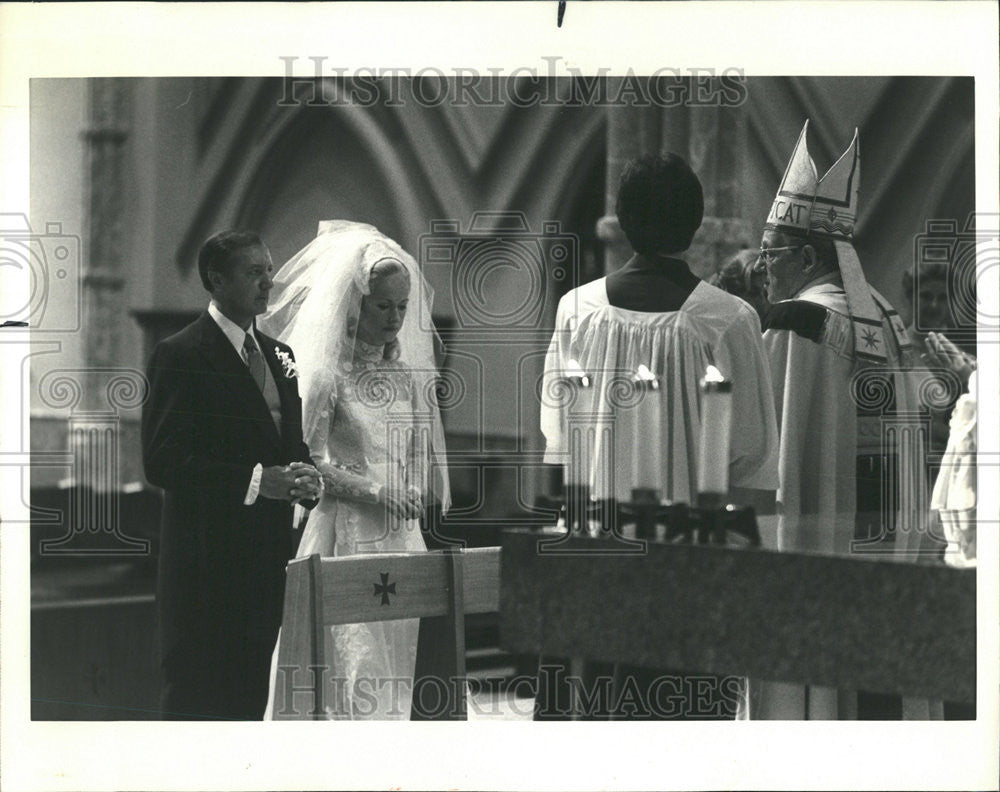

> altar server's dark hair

[{"left": 616, "top": 153, "right": 704, "bottom": 255}]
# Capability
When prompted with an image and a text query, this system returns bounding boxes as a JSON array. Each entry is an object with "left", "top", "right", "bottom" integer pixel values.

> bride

[{"left": 259, "top": 220, "right": 449, "bottom": 720}]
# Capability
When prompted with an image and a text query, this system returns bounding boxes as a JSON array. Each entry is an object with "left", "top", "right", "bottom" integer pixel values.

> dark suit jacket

[{"left": 141, "top": 312, "right": 313, "bottom": 669}]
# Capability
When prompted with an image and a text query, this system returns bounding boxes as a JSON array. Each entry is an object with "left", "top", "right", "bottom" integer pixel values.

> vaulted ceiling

[{"left": 173, "top": 76, "right": 974, "bottom": 325}]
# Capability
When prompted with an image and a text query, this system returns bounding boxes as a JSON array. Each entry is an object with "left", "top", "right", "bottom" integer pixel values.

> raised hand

[{"left": 924, "top": 331, "right": 976, "bottom": 390}]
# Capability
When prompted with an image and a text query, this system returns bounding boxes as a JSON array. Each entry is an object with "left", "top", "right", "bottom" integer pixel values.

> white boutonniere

[{"left": 274, "top": 347, "right": 299, "bottom": 378}]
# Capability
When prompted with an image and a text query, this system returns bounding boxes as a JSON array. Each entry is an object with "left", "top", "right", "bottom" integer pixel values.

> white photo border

[{"left": 1, "top": 2, "right": 997, "bottom": 790}]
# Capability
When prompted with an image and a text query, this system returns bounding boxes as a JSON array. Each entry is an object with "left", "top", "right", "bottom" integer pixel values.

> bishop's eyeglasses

[{"left": 756, "top": 245, "right": 803, "bottom": 265}]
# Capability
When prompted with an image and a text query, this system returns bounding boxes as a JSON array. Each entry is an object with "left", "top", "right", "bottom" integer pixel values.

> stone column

[
  {"left": 661, "top": 105, "right": 690, "bottom": 160},
  {"left": 685, "top": 103, "right": 754, "bottom": 280},
  {"left": 596, "top": 81, "right": 663, "bottom": 274},
  {"left": 69, "top": 78, "right": 136, "bottom": 515},
  {"left": 596, "top": 86, "right": 753, "bottom": 281},
  {"left": 81, "top": 78, "right": 131, "bottom": 396}
]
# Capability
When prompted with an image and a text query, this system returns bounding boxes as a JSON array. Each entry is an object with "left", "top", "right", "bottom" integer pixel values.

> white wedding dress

[{"left": 265, "top": 338, "right": 428, "bottom": 720}]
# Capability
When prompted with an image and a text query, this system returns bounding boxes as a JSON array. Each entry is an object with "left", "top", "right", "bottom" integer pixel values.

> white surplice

[
  {"left": 541, "top": 277, "right": 779, "bottom": 505},
  {"left": 931, "top": 370, "right": 977, "bottom": 567}
]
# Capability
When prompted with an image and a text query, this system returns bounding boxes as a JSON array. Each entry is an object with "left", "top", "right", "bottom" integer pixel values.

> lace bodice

[{"left": 306, "top": 339, "right": 429, "bottom": 502}]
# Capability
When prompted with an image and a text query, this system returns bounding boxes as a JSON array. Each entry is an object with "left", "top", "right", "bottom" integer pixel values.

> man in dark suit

[{"left": 142, "top": 231, "right": 322, "bottom": 720}]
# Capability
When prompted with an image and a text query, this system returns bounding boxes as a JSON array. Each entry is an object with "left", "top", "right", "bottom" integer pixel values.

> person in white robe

[
  {"left": 542, "top": 274, "right": 780, "bottom": 505},
  {"left": 748, "top": 120, "right": 942, "bottom": 719},
  {"left": 926, "top": 332, "right": 977, "bottom": 568},
  {"left": 538, "top": 153, "right": 779, "bottom": 719},
  {"left": 542, "top": 154, "right": 779, "bottom": 509}
]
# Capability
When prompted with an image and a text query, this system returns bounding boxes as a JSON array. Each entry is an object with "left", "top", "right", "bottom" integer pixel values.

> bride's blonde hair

[{"left": 368, "top": 257, "right": 410, "bottom": 362}]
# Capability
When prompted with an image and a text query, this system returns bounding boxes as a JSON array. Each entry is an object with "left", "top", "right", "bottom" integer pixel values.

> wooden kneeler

[{"left": 271, "top": 548, "right": 500, "bottom": 720}]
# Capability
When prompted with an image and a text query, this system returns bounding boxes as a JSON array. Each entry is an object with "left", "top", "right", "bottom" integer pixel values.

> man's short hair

[
  {"left": 197, "top": 230, "right": 265, "bottom": 292},
  {"left": 615, "top": 153, "right": 704, "bottom": 255}
]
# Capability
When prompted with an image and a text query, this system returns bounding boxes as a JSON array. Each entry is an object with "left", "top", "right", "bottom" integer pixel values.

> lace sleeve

[
  {"left": 311, "top": 391, "right": 381, "bottom": 503},
  {"left": 319, "top": 459, "right": 381, "bottom": 504}
]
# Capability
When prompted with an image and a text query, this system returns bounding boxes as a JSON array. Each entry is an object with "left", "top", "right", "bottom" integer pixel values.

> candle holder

[
  {"left": 651, "top": 500, "right": 761, "bottom": 547},
  {"left": 564, "top": 482, "right": 591, "bottom": 535},
  {"left": 619, "top": 487, "right": 666, "bottom": 539},
  {"left": 588, "top": 497, "right": 618, "bottom": 538},
  {"left": 690, "top": 502, "right": 761, "bottom": 547}
]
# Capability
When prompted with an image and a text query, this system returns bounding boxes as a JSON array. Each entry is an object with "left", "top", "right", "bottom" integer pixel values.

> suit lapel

[{"left": 196, "top": 313, "right": 281, "bottom": 451}]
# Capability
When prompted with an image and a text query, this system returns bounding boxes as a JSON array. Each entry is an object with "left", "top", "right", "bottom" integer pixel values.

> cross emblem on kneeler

[
  {"left": 276, "top": 550, "right": 501, "bottom": 720},
  {"left": 373, "top": 572, "right": 397, "bottom": 606}
]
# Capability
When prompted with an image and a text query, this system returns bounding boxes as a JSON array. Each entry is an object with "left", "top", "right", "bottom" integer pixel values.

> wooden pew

[
  {"left": 271, "top": 547, "right": 500, "bottom": 720},
  {"left": 499, "top": 530, "right": 976, "bottom": 716}
]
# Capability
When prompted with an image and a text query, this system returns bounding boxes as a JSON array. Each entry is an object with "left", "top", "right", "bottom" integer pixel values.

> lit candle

[
  {"left": 633, "top": 364, "right": 659, "bottom": 390},
  {"left": 631, "top": 365, "right": 661, "bottom": 491},
  {"left": 560, "top": 359, "right": 592, "bottom": 515},
  {"left": 697, "top": 365, "right": 733, "bottom": 501}
]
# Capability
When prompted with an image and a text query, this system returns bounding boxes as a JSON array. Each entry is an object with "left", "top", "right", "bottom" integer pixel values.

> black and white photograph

[{"left": 1, "top": 2, "right": 997, "bottom": 790}]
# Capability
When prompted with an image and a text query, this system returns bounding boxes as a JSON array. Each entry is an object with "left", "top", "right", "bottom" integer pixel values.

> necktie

[{"left": 243, "top": 332, "right": 266, "bottom": 393}]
